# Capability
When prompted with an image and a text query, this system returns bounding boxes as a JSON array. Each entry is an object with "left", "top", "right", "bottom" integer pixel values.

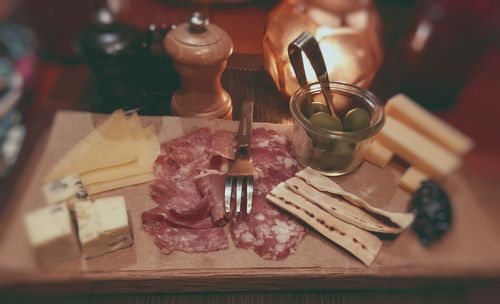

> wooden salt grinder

[{"left": 164, "top": 13, "right": 233, "bottom": 119}]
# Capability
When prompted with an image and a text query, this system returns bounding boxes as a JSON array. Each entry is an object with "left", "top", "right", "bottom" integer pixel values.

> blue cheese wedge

[
  {"left": 42, "top": 174, "right": 88, "bottom": 210},
  {"left": 74, "top": 196, "right": 133, "bottom": 258},
  {"left": 24, "top": 203, "right": 80, "bottom": 266}
]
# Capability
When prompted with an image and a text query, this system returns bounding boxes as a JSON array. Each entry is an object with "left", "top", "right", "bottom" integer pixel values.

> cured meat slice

[
  {"left": 230, "top": 128, "right": 307, "bottom": 260},
  {"left": 153, "top": 155, "right": 179, "bottom": 179},
  {"left": 252, "top": 129, "right": 299, "bottom": 177},
  {"left": 143, "top": 220, "right": 228, "bottom": 254},
  {"left": 144, "top": 128, "right": 232, "bottom": 254},
  {"left": 144, "top": 127, "right": 306, "bottom": 258},
  {"left": 252, "top": 128, "right": 289, "bottom": 150},
  {"left": 210, "top": 130, "right": 236, "bottom": 160},
  {"left": 160, "top": 128, "right": 212, "bottom": 158},
  {"left": 208, "top": 155, "right": 230, "bottom": 172},
  {"left": 231, "top": 203, "right": 306, "bottom": 260},
  {"left": 195, "top": 171, "right": 228, "bottom": 226},
  {"left": 150, "top": 179, "right": 209, "bottom": 219},
  {"left": 142, "top": 206, "right": 213, "bottom": 229}
]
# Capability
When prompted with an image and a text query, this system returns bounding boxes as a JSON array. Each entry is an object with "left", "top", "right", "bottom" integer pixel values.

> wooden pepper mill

[{"left": 164, "top": 12, "right": 233, "bottom": 119}]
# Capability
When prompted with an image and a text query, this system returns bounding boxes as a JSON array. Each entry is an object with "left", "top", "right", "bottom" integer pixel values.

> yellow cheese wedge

[
  {"left": 378, "top": 117, "right": 462, "bottom": 179},
  {"left": 45, "top": 110, "right": 138, "bottom": 182},
  {"left": 80, "top": 114, "right": 159, "bottom": 185},
  {"left": 86, "top": 172, "right": 156, "bottom": 195},
  {"left": 144, "top": 125, "right": 160, "bottom": 157},
  {"left": 400, "top": 167, "right": 428, "bottom": 193},
  {"left": 363, "top": 140, "right": 393, "bottom": 168},
  {"left": 386, "top": 94, "right": 474, "bottom": 155}
]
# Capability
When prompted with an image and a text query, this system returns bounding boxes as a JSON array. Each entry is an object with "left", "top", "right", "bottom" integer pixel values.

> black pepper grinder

[{"left": 78, "top": 8, "right": 179, "bottom": 114}]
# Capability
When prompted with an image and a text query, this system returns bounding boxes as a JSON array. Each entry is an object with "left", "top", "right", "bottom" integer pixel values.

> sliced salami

[
  {"left": 150, "top": 179, "right": 209, "bottom": 219},
  {"left": 210, "top": 130, "right": 236, "bottom": 160},
  {"left": 195, "top": 171, "right": 228, "bottom": 226},
  {"left": 143, "top": 127, "right": 306, "bottom": 258},
  {"left": 143, "top": 220, "right": 228, "bottom": 254},
  {"left": 142, "top": 206, "right": 213, "bottom": 229},
  {"left": 230, "top": 128, "right": 306, "bottom": 260},
  {"left": 231, "top": 202, "right": 306, "bottom": 260},
  {"left": 160, "top": 128, "right": 212, "bottom": 160}
]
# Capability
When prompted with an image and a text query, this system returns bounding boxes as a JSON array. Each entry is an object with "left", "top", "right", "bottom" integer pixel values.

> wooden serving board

[{"left": 0, "top": 110, "right": 500, "bottom": 294}]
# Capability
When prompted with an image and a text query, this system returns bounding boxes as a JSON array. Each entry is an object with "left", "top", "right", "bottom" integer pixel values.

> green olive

[
  {"left": 308, "top": 112, "right": 343, "bottom": 149},
  {"left": 320, "top": 143, "right": 353, "bottom": 171},
  {"left": 343, "top": 108, "right": 371, "bottom": 132},
  {"left": 303, "top": 102, "right": 330, "bottom": 118},
  {"left": 308, "top": 112, "right": 343, "bottom": 132}
]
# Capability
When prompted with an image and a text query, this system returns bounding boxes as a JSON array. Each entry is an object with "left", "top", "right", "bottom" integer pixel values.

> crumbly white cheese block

[
  {"left": 377, "top": 117, "right": 462, "bottom": 179},
  {"left": 74, "top": 196, "right": 133, "bottom": 258},
  {"left": 42, "top": 174, "right": 88, "bottom": 210},
  {"left": 386, "top": 94, "right": 474, "bottom": 155},
  {"left": 400, "top": 167, "right": 428, "bottom": 193},
  {"left": 363, "top": 140, "right": 393, "bottom": 168},
  {"left": 24, "top": 203, "right": 80, "bottom": 266}
]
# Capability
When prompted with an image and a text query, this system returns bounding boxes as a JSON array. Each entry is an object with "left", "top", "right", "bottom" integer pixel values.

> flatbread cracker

[
  {"left": 296, "top": 167, "right": 415, "bottom": 229},
  {"left": 267, "top": 183, "right": 383, "bottom": 266},
  {"left": 286, "top": 177, "right": 402, "bottom": 234}
]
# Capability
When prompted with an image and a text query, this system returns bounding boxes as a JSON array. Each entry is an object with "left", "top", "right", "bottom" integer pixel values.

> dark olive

[
  {"left": 343, "top": 107, "right": 371, "bottom": 132},
  {"left": 303, "top": 102, "right": 330, "bottom": 118}
]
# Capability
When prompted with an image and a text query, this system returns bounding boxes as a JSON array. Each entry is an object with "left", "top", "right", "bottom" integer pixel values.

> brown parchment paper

[{"left": 1, "top": 110, "right": 500, "bottom": 278}]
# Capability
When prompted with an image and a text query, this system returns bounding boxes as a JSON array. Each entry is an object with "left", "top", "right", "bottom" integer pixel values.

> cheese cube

[
  {"left": 400, "top": 167, "right": 429, "bottom": 193},
  {"left": 378, "top": 117, "right": 462, "bottom": 179},
  {"left": 24, "top": 203, "right": 80, "bottom": 266},
  {"left": 75, "top": 196, "right": 133, "bottom": 258},
  {"left": 42, "top": 174, "right": 88, "bottom": 210},
  {"left": 363, "top": 140, "right": 394, "bottom": 168},
  {"left": 386, "top": 94, "right": 474, "bottom": 155}
]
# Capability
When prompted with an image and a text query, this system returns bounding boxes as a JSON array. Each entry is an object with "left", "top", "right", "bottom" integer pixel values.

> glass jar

[{"left": 290, "top": 81, "right": 384, "bottom": 176}]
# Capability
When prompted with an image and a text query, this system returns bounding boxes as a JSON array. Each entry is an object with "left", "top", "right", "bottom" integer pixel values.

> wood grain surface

[{"left": 1, "top": 96, "right": 500, "bottom": 296}]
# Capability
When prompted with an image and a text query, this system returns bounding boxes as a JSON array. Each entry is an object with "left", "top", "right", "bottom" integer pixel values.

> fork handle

[{"left": 237, "top": 101, "right": 253, "bottom": 156}]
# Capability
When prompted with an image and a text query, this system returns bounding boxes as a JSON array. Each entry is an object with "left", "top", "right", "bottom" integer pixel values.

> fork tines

[{"left": 224, "top": 176, "right": 253, "bottom": 214}]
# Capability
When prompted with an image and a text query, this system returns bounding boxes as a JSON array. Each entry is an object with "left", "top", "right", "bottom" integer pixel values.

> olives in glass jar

[
  {"left": 308, "top": 112, "right": 343, "bottom": 132},
  {"left": 320, "top": 143, "right": 354, "bottom": 171},
  {"left": 303, "top": 102, "right": 330, "bottom": 118},
  {"left": 290, "top": 82, "right": 385, "bottom": 176},
  {"left": 344, "top": 108, "right": 371, "bottom": 132}
]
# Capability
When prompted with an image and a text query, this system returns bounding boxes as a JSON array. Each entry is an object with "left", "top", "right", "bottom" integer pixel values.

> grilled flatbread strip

[
  {"left": 296, "top": 167, "right": 415, "bottom": 229},
  {"left": 286, "top": 177, "right": 402, "bottom": 234},
  {"left": 267, "top": 183, "right": 382, "bottom": 266}
]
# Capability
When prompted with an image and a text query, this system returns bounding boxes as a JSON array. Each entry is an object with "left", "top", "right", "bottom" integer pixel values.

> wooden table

[
  {"left": 2, "top": 1, "right": 500, "bottom": 303},
  {"left": 1, "top": 52, "right": 500, "bottom": 303}
]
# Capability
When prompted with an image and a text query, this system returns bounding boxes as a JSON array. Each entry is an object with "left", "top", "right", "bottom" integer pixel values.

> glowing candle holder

[{"left": 263, "top": 0, "right": 383, "bottom": 96}]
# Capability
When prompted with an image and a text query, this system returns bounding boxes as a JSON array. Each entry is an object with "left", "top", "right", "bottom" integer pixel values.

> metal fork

[{"left": 224, "top": 100, "right": 254, "bottom": 215}]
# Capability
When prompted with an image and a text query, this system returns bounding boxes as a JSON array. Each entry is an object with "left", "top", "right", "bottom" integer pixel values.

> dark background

[{"left": 1, "top": 0, "right": 499, "bottom": 303}]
